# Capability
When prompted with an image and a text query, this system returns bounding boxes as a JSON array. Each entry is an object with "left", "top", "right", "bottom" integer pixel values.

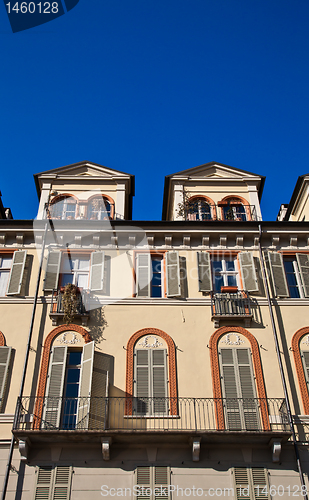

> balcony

[
  {"left": 13, "top": 397, "right": 291, "bottom": 448},
  {"left": 184, "top": 204, "right": 258, "bottom": 222},
  {"left": 49, "top": 288, "right": 90, "bottom": 326},
  {"left": 210, "top": 290, "right": 253, "bottom": 328}
]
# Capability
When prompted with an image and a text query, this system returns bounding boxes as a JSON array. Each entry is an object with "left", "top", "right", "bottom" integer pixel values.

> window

[
  {"left": 197, "top": 252, "right": 259, "bottom": 293},
  {"left": 49, "top": 196, "right": 77, "bottom": 220},
  {"left": 0, "top": 346, "right": 12, "bottom": 412},
  {"left": 223, "top": 203, "right": 247, "bottom": 221},
  {"left": 186, "top": 197, "right": 212, "bottom": 221},
  {"left": 268, "top": 252, "right": 309, "bottom": 298},
  {"left": 135, "top": 252, "right": 181, "bottom": 298},
  {"left": 0, "top": 251, "right": 27, "bottom": 296},
  {"left": 233, "top": 468, "right": 270, "bottom": 500},
  {"left": 43, "top": 251, "right": 105, "bottom": 292},
  {"left": 42, "top": 342, "right": 108, "bottom": 430},
  {"left": 34, "top": 465, "right": 72, "bottom": 500},
  {"left": 135, "top": 466, "right": 170, "bottom": 500},
  {"left": 87, "top": 196, "right": 113, "bottom": 220},
  {"left": 134, "top": 345, "right": 168, "bottom": 415},
  {"left": 0, "top": 256, "right": 12, "bottom": 296},
  {"left": 219, "top": 346, "right": 260, "bottom": 430}
]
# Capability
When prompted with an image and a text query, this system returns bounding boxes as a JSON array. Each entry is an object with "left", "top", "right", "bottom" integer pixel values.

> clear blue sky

[{"left": 0, "top": 0, "right": 308, "bottom": 221}]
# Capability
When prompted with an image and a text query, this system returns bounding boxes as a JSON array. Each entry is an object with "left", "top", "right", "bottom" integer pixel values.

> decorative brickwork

[
  {"left": 292, "top": 327, "right": 309, "bottom": 415},
  {"left": 33, "top": 324, "right": 92, "bottom": 429},
  {"left": 126, "top": 328, "right": 178, "bottom": 415},
  {"left": 209, "top": 326, "right": 269, "bottom": 431},
  {"left": 0, "top": 331, "right": 6, "bottom": 346}
]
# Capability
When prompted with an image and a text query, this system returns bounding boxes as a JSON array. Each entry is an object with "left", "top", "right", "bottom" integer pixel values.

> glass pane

[
  {"left": 68, "top": 351, "right": 82, "bottom": 365},
  {"left": 0, "top": 257, "right": 12, "bottom": 269},
  {"left": 76, "top": 274, "right": 88, "bottom": 289},
  {"left": 286, "top": 272, "right": 297, "bottom": 287},
  {"left": 78, "top": 258, "right": 90, "bottom": 271},
  {"left": 213, "top": 276, "right": 224, "bottom": 292},
  {"left": 60, "top": 274, "right": 74, "bottom": 286},
  {"left": 227, "top": 275, "right": 237, "bottom": 287},
  {"left": 62, "top": 257, "right": 73, "bottom": 272},
  {"left": 65, "top": 384, "right": 79, "bottom": 398},
  {"left": 152, "top": 259, "right": 161, "bottom": 273},
  {"left": 67, "top": 368, "right": 80, "bottom": 383},
  {"left": 212, "top": 261, "right": 223, "bottom": 273},
  {"left": 151, "top": 286, "right": 162, "bottom": 297},
  {"left": 289, "top": 286, "right": 300, "bottom": 298},
  {"left": 0, "top": 272, "right": 10, "bottom": 296},
  {"left": 225, "top": 260, "right": 235, "bottom": 271},
  {"left": 284, "top": 261, "right": 294, "bottom": 273}
]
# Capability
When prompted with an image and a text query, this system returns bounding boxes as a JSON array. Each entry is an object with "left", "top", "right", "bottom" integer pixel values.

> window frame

[
  {"left": 0, "top": 254, "right": 13, "bottom": 297},
  {"left": 49, "top": 195, "right": 78, "bottom": 220},
  {"left": 59, "top": 253, "right": 91, "bottom": 290},
  {"left": 135, "top": 466, "right": 171, "bottom": 500},
  {"left": 283, "top": 256, "right": 304, "bottom": 298},
  {"left": 212, "top": 256, "right": 241, "bottom": 291},
  {"left": 134, "top": 251, "right": 167, "bottom": 298}
]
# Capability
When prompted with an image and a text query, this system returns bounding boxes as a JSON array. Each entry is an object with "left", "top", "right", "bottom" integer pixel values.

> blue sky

[{"left": 0, "top": 0, "right": 308, "bottom": 221}]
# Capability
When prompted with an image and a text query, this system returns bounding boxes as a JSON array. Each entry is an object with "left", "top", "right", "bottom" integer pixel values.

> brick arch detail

[
  {"left": 87, "top": 193, "right": 115, "bottom": 219},
  {"left": 209, "top": 326, "right": 269, "bottom": 430},
  {"left": 33, "top": 324, "right": 92, "bottom": 429},
  {"left": 188, "top": 194, "right": 216, "bottom": 206},
  {"left": 50, "top": 193, "right": 79, "bottom": 204},
  {"left": 220, "top": 195, "right": 249, "bottom": 205},
  {"left": 292, "top": 327, "right": 309, "bottom": 415},
  {"left": 0, "top": 331, "right": 6, "bottom": 346},
  {"left": 126, "top": 328, "right": 177, "bottom": 415}
]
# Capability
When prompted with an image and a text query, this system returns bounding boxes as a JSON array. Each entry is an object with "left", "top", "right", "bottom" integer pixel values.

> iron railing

[
  {"left": 14, "top": 397, "right": 289, "bottom": 433},
  {"left": 183, "top": 204, "right": 258, "bottom": 222},
  {"left": 210, "top": 290, "right": 252, "bottom": 317},
  {"left": 50, "top": 289, "right": 89, "bottom": 316}
]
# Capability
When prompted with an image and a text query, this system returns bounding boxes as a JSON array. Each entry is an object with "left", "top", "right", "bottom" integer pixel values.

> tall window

[
  {"left": 135, "top": 467, "right": 170, "bottom": 500},
  {"left": 60, "top": 255, "right": 90, "bottom": 289},
  {"left": 0, "top": 256, "right": 12, "bottom": 296},
  {"left": 223, "top": 203, "right": 247, "bottom": 221},
  {"left": 135, "top": 252, "right": 181, "bottom": 298},
  {"left": 212, "top": 257, "right": 239, "bottom": 292},
  {"left": 62, "top": 349, "right": 82, "bottom": 430},
  {"left": 283, "top": 257, "right": 304, "bottom": 298},
  {"left": 49, "top": 196, "right": 77, "bottom": 220},
  {"left": 34, "top": 466, "right": 72, "bottom": 500},
  {"left": 87, "top": 196, "right": 112, "bottom": 220},
  {"left": 268, "top": 252, "right": 309, "bottom": 298},
  {"left": 187, "top": 197, "right": 212, "bottom": 221},
  {"left": 233, "top": 468, "right": 270, "bottom": 500}
]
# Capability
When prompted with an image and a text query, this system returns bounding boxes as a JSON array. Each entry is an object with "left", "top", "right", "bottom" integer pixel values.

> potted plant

[{"left": 62, "top": 283, "right": 79, "bottom": 324}]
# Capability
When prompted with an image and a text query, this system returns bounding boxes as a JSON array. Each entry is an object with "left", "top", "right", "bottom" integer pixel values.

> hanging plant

[
  {"left": 62, "top": 283, "right": 79, "bottom": 324},
  {"left": 225, "top": 205, "right": 235, "bottom": 220},
  {"left": 176, "top": 190, "right": 195, "bottom": 219}
]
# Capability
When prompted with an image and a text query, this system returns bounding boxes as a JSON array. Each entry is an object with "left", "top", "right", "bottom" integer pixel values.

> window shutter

[
  {"left": 89, "top": 352, "right": 109, "bottom": 430},
  {"left": 234, "top": 467, "right": 251, "bottom": 500},
  {"left": 296, "top": 254, "right": 309, "bottom": 297},
  {"left": 154, "top": 467, "right": 169, "bottom": 500},
  {"left": 239, "top": 252, "right": 259, "bottom": 292},
  {"left": 219, "top": 348, "right": 242, "bottom": 430},
  {"left": 135, "top": 350, "right": 149, "bottom": 414},
  {"left": 236, "top": 349, "right": 260, "bottom": 431},
  {"left": 197, "top": 252, "right": 212, "bottom": 292},
  {"left": 136, "top": 466, "right": 151, "bottom": 500},
  {"left": 34, "top": 466, "right": 53, "bottom": 500},
  {"left": 251, "top": 468, "right": 269, "bottom": 500},
  {"left": 136, "top": 254, "right": 151, "bottom": 297},
  {"left": 53, "top": 466, "right": 72, "bottom": 500},
  {"left": 76, "top": 342, "right": 94, "bottom": 429},
  {"left": 90, "top": 251, "right": 105, "bottom": 291},
  {"left": 42, "top": 346, "right": 67, "bottom": 429},
  {"left": 43, "top": 251, "right": 61, "bottom": 292},
  {"left": 267, "top": 252, "right": 289, "bottom": 297},
  {"left": 166, "top": 251, "right": 181, "bottom": 297},
  {"left": 6, "top": 250, "right": 27, "bottom": 295},
  {"left": 151, "top": 349, "right": 168, "bottom": 414},
  {"left": 301, "top": 351, "right": 309, "bottom": 390},
  {"left": 0, "top": 347, "right": 11, "bottom": 412}
]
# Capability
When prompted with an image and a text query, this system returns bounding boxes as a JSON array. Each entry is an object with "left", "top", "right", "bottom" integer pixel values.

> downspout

[
  {"left": 1, "top": 218, "right": 51, "bottom": 500},
  {"left": 258, "top": 224, "right": 308, "bottom": 498}
]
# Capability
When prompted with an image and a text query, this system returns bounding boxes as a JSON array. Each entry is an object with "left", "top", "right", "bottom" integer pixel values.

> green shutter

[
  {"left": 89, "top": 352, "right": 109, "bottom": 430},
  {"left": 42, "top": 346, "right": 67, "bottom": 429},
  {"left": 76, "top": 342, "right": 94, "bottom": 429},
  {"left": 152, "top": 349, "right": 168, "bottom": 414},
  {"left": 296, "top": 254, "right": 309, "bottom": 297},
  {"left": 0, "top": 347, "right": 11, "bottom": 412},
  {"left": 6, "top": 250, "right": 27, "bottom": 295},
  {"left": 166, "top": 251, "right": 181, "bottom": 297},
  {"left": 267, "top": 252, "right": 289, "bottom": 297},
  {"left": 239, "top": 252, "right": 259, "bottom": 292},
  {"left": 43, "top": 251, "right": 61, "bottom": 292},
  {"left": 197, "top": 252, "right": 212, "bottom": 292},
  {"left": 136, "top": 254, "right": 151, "bottom": 297},
  {"left": 90, "top": 251, "right": 105, "bottom": 291}
]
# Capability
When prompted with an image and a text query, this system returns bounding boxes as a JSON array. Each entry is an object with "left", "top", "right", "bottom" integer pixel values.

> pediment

[
  {"left": 168, "top": 162, "right": 262, "bottom": 181},
  {"left": 35, "top": 161, "right": 132, "bottom": 179}
]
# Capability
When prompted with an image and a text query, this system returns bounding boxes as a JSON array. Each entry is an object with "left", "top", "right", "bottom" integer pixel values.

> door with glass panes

[
  {"left": 219, "top": 347, "right": 260, "bottom": 430},
  {"left": 134, "top": 348, "right": 168, "bottom": 415}
]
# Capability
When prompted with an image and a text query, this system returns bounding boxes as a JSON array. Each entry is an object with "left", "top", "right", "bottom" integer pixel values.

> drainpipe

[
  {"left": 1, "top": 219, "right": 51, "bottom": 500},
  {"left": 258, "top": 224, "right": 308, "bottom": 499}
]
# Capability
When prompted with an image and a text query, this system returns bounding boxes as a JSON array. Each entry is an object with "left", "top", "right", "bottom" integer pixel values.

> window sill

[{"left": 124, "top": 415, "right": 180, "bottom": 419}]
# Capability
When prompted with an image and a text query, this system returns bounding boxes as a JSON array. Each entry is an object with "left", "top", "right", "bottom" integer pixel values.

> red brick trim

[
  {"left": 219, "top": 195, "right": 252, "bottom": 221},
  {"left": 125, "top": 328, "right": 178, "bottom": 415},
  {"left": 33, "top": 324, "right": 92, "bottom": 429},
  {"left": 187, "top": 195, "right": 217, "bottom": 220},
  {"left": 209, "top": 326, "right": 269, "bottom": 430},
  {"left": 292, "top": 327, "right": 309, "bottom": 415},
  {"left": 0, "top": 331, "right": 6, "bottom": 346},
  {"left": 86, "top": 193, "right": 115, "bottom": 220}
]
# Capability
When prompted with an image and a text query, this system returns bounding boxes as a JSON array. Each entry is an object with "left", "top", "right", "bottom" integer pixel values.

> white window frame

[
  {"left": 60, "top": 255, "right": 91, "bottom": 289},
  {"left": 50, "top": 197, "right": 77, "bottom": 220},
  {"left": 0, "top": 255, "right": 13, "bottom": 296},
  {"left": 283, "top": 256, "right": 305, "bottom": 298},
  {"left": 212, "top": 257, "right": 240, "bottom": 291}
]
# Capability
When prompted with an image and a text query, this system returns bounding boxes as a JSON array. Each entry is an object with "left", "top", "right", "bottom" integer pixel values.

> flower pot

[{"left": 221, "top": 286, "right": 238, "bottom": 293}]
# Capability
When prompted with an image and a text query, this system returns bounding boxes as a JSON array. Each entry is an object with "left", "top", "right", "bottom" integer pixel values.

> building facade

[{"left": 0, "top": 161, "right": 309, "bottom": 499}]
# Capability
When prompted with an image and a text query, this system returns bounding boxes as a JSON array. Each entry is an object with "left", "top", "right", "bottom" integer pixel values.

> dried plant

[{"left": 62, "top": 283, "right": 79, "bottom": 324}]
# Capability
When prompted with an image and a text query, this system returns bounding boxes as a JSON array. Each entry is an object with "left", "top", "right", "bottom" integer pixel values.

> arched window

[
  {"left": 49, "top": 195, "right": 77, "bottom": 220},
  {"left": 220, "top": 197, "right": 249, "bottom": 222},
  {"left": 87, "top": 196, "right": 113, "bottom": 220},
  {"left": 186, "top": 197, "right": 213, "bottom": 221},
  {"left": 292, "top": 327, "right": 309, "bottom": 415}
]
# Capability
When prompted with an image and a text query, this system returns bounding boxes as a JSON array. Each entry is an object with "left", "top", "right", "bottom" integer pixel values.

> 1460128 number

[{"left": 6, "top": 2, "right": 59, "bottom": 13}]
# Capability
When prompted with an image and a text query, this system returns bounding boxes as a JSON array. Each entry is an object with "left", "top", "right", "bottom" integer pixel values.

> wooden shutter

[
  {"left": 220, "top": 348, "right": 242, "bottom": 430},
  {"left": 89, "top": 352, "right": 109, "bottom": 430},
  {"left": 43, "top": 251, "right": 61, "bottom": 292},
  {"left": 0, "top": 347, "right": 11, "bottom": 412},
  {"left": 197, "top": 252, "right": 212, "bottom": 292},
  {"left": 239, "top": 252, "right": 259, "bottom": 292},
  {"left": 251, "top": 468, "right": 269, "bottom": 499},
  {"left": 6, "top": 250, "right": 27, "bottom": 295},
  {"left": 34, "top": 466, "right": 53, "bottom": 500},
  {"left": 136, "top": 254, "right": 151, "bottom": 297},
  {"left": 76, "top": 342, "right": 94, "bottom": 429},
  {"left": 42, "top": 346, "right": 67, "bottom": 429},
  {"left": 34, "top": 466, "right": 72, "bottom": 500},
  {"left": 267, "top": 252, "right": 289, "bottom": 297},
  {"left": 236, "top": 349, "right": 260, "bottom": 430},
  {"left": 301, "top": 351, "right": 309, "bottom": 390},
  {"left": 151, "top": 349, "right": 168, "bottom": 414},
  {"left": 154, "top": 466, "right": 169, "bottom": 500},
  {"left": 136, "top": 466, "right": 151, "bottom": 500},
  {"left": 296, "top": 253, "right": 309, "bottom": 297},
  {"left": 90, "top": 251, "right": 105, "bottom": 291},
  {"left": 166, "top": 251, "right": 181, "bottom": 297},
  {"left": 135, "top": 467, "right": 169, "bottom": 500},
  {"left": 234, "top": 467, "right": 251, "bottom": 500},
  {"left": 134, "top": 349, "right": 149, "bottom": 414}
]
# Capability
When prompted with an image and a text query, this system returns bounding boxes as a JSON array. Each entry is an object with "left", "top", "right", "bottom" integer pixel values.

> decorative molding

[
  {"left": 0, "top": 234, "right": 6, "bottom": 245},
  {"left": 202, "top": 236, "right": 209, "bottom": 248},
  {"left": 126, "top": 328, "right": 177, "bottom": 415},
  {"left": 129, "top": 236, "right": 136, "bottom": 247},
  {"left": 19, "top": 439, "right": 30, "bottom": 462},
  {"left": 111, "top": 236, "right": 118, "bottom": 247},
  {"left": 290, "top": 237, "right": 298, "bottom": 248},
  {"left": 253, "top": 236, "right": 259, "bottom": 247},
  {"left": 272, "top": 236, "right": 280, "bottom": 247},
  {"left": 165, "top": 235, "right": 172, "bottom": 248},
  {"left": 58, "top": 332, "right": 81, "bottom": 345},
  {"left": 33, "top": 324, "right": 92, "bottom": 430},
  {"left": 192, "top": 437, "right": 201, "bottom": 462},
  {"left": 138, "top": 336, "right": 163, "bottom": 349},
  {"left": 101, "top": 438, "right": 112, "bottom": 461},
  {"left": 183, "top": 236, "right": 190, "bottom": 248},
  {"left": 74, "top": 235, "right": 82, "bottom": 247},
  {"left": 147, "top": 235, "right": 154, "bottom": 248},
  {"left": 292, "top": 327, "right": 309, "bottom": 415},
  {"left": 209, "top": 326, "right": 269, "bottom": 431},
  {"left": 0, "top": 414, "right": 14, "bottom": 423},
  {"left": 236, "top": 235, "right": 244, "bottom": 248},
  {"left": 219, "top": 235, "right": 227, "bottom": 248},
  {"left": 221, "top": 333, "right": 244, "bottom": 346},
  {"left": 0, "top": 331, "right": 6, "bottom": 346},
  {"left": 16, "top": 234, "right": 24, "bottom": 245},
  {"left": 93, "top": 235, "right": 100, "bottom": 246},
  {"left": 269, "top": 438, "right": 282, "bottom": 463}
]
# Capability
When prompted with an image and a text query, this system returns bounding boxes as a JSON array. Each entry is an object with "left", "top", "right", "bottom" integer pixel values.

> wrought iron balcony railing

[
  {"left": 14, "top": 397, "right": 289, "bottom": 433},
  {"left": 210, "top": 290, "right": 253, "bottom": 327},
  {"left": 183, "top": 204, "right": 258, "bottom": 222},
  {"left": 49, "top": 289, "right": 90, "bottom": 326}
]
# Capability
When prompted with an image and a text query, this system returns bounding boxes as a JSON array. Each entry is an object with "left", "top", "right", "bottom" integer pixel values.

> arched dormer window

[
  {"left": 186, "top": 196, "right": 215, "bottom": 221},
  {"left": 87, "top": 196, "right": 114, "bottom": 220},
  {"left": 49, "top": 195, "right": 77, "bottom": 220},
  {"left": 219, "top": 196, "right": 251, "bottom": 222}
]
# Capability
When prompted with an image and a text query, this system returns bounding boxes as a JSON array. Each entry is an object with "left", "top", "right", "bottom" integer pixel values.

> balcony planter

[
  {"left": 220, "top": 286, "right": 238, "bottom": 293},
  {"left": 62, "top": 283, "right": 79, "bottom": 324}
]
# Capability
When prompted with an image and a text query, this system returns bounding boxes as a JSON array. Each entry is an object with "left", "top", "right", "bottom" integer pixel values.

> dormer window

[
  {"left": 186, "top": 196, "right": 214, "bottom": 221},
  {"left": 220, "top": 197, "right": 250, "bottom": 222},
  {"left": 87, "top": 196, "right": 113, "bottom": 220},
  {"left": 49, "top": 196, "right": 77, "bottom": 220}
]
